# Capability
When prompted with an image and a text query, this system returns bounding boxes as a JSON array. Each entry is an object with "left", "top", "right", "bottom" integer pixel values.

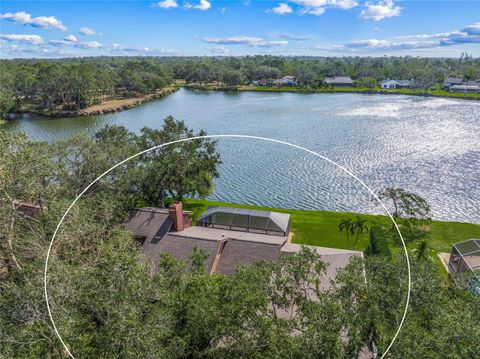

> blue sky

[{"left": 0, "top": 1, "right": 479, "bottom": 58}]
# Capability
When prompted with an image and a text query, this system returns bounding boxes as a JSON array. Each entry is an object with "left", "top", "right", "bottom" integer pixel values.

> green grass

[
  {"left": 181, "top": 83, "right": 480, "bottom": 101},
  {"left": 182, "top": 198, "right": 480, "bottom": 254},
  {"left": 234, "top": 85, "right": 480, "bottom": 101}
]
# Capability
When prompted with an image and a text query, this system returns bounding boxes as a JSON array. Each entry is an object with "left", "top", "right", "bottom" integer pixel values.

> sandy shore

[{"left": 78, "top": 86, "right": 178, "bottom": 116}]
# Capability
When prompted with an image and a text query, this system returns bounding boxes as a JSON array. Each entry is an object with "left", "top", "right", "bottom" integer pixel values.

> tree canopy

[{"left": 0, "top": 124, "right": 478, "bottom": 358}]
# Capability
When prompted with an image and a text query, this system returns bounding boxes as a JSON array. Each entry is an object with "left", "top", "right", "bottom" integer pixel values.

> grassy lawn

[{"left": 182, "top": 198, "right": 480, "bottom": 254}]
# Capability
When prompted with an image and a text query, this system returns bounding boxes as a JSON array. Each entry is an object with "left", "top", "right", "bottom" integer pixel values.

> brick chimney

[{"left": 169, "top": 201, "right": 184, "bottom": 232}]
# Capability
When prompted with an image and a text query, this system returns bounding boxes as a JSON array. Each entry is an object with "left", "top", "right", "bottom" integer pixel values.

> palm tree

[
  {"left": 352, "top": 216, "right": 369, "bottom": 250},
  {"left": 338, "top": 218, "right": 354, "bottom": 247},
  {"left": 412, "top": 240, "right": 433, "bottom": 261}
]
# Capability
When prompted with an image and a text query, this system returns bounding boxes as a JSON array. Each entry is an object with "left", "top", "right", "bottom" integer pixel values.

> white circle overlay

[{"left": 44, "top": 134, "right": 411, "bottom": 359}]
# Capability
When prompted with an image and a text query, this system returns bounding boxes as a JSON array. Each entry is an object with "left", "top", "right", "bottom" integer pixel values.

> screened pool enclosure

[
  {"left": 448, "top": 239, "right": 480, "bottom": 295},
  {"left": 197, "top": 206, "right": 290, "bottom": 237}
]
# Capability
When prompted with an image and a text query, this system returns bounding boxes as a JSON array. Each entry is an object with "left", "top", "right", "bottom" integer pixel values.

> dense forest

[
  {"left": 1, "top": 118, "right": 479, "bottom": 358},
  {"left": 1, "top": 55, "right": 479, "bottom": 118}
]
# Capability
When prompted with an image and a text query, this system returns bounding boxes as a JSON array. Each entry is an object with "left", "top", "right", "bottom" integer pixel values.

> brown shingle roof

[
  {"left": 215, "top": 239, "right": 282, "bottom": 276},
  {"left": 123, "top": 208, "right": 172, "bottom": 243},
  {"left": 142, "top": 234, "right": 220, "bottom": 273}
]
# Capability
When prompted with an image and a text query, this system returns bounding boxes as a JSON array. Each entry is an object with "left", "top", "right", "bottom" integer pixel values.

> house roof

[
  {"left": 123, "top": 208, "right": 172, "bottom": 243},
  {"left": 324, "top": 76, "right": 353, "bottom": 84},
  {"left": 444, "top": 77, "right": 463, "bottom": 85},
  {"left": 380, "top": 79, "right": 412, "bottom": 85},
  {"left": 450, "top": 85, "right": 480, "bottom": 90},
  {"left": 380, "top": 80, "right": 398, "bottom": 85},
  {"left": 142, "top": 234, "right": 220, "bottom": 273},
  {"left": 125, "top": 206, "right": 361, "bottom": 288},
  {"left": 197, "top": 206, "right": 290, "bottom": 234},
  {"left": 215, "top": 239, "right": 282, "bottom": 276}
]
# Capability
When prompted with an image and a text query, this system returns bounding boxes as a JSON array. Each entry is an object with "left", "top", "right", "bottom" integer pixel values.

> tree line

[
  {"left": 0, "top": 58, "right": 173, "bottom": 116},
  {"left": 1, "top": 55, "right": 479, "bottom": 119},
  {"left": 1, "top": 118, "right": 479, "bottom": 358}
]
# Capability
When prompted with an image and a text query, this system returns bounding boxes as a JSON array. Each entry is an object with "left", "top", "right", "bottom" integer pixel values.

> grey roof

[
  {"left": 396, "top": 80, "right": 413, "bottom": 86},
  {"left": 215, "top": 239, "right": 282, "bottom": 275},
  {"left": 444, "top": 77, "right": 463, "bottom": 85},
  {"left": 142, "top": 234, "right": 220, "bottom": 273},
  {"left": 197, "top": 206, "right": 290, "bottom": 234},
  {"left": 124, "top": 208, "right": 172, "bottom": 243},
  {"left": 324, "top": 76, "right": 353, "bottom": 84}
]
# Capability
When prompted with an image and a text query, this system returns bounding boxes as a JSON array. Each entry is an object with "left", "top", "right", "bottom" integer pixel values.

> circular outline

[{"left": 44, "top": 134, "right": 411, "bottom": 359}]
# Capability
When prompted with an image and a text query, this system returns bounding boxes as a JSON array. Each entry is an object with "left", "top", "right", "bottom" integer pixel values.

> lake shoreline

[
  {"left": 183, "top": 83, "right": 480, "bottom": 101},
  {"left": 6, "top": 86, "right": 179, "bottom": 120}
]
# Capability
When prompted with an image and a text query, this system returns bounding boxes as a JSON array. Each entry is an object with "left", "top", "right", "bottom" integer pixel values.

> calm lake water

[{"left": 3, "top": 88, "right": 480, "bottom": 224}]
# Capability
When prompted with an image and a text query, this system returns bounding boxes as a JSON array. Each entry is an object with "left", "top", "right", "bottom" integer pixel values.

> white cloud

[
  {"left": 203, "top": 36, "right": 288, "bottom": 48},
  {"left": 203, "top": 36, "right": 263, "bottom": 45},
  {"left": 0, "top": 34, "right": 44, "bottom": 44},
  {"left": 49, "top": 39, "right": 102, "bottom": 49},
  {"left": 64, "top": 34, "right": 77, "bottom": 42},
  {"left": 208, "top": 46, "right": 229, "bottom": 54},
  {"left": 461, "top": 22, "right": 480, "bottom": 36},
  {"left": 258, "top": 40, "right": 289, "bottom": 47},
  {"left": 76, "top": 41, "right": 102, "bottom": 49},
  {"left": 152, "top": 0, "right": 179, "bottom": 9},
  {"left": 185, "top": 0, "right": 211, "bottom": 10},
  {"left": 271, "top": 32, "right": 308, "bottom": 41},
  {"left": 313, "top": 23, "right": 480, "bottom": 52},
  {"left": 291, "top": 0, "right": 357, "bottom": 16},
  {"left": 271, "top": 3, "right": 293, "bottom": 15},
  {"left": 360, "top": 0, "right": 401, "bottom": 21},
  {"left": 79, "top": 27, "right": 96, "bottom": 35},
  {"left": 0, "top": 11, "right": 67, "bottom": 31}
]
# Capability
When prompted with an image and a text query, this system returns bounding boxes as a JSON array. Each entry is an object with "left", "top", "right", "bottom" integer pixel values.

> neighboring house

[
  {"left": 443, "top": 77, "right": 463, "bottom": 89},
  {"left": 273, "top": 76, "right": 298, "bottom": 86},
  {"left": 380, "top": 79, "right": 413, "bottom": 89},
  {"left": 449, "top": 84, "right": 480, "bottom": 93},
  {"left": 124, "top": 202, "right": 362, "bottom": 288},
  {"left": 324, "top": 76, "right": 353, "bottom": 87},
  {"left": 448, "top": 239, "right": 480, "bottom": 296}
]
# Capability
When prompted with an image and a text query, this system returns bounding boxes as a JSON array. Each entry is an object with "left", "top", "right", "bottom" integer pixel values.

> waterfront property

[
  {"left": 324, "top": 76, "right": 353, "bottom": 87},
  {"left": 449, "top": 84, "right": 480, "bottom": 93},
  {"left": 380, "top": 79, "right": 413, "bottom": 89},
  {"left": 443, "top": 77, "right": 480, "bottom": 92},
  {"left": 448, "top": 239, "right": 480, "bottom": 295},
  {"left": 124, "top": 202, "right": 362, "bottom": 286},
  {"left": 251, "top": 75, "right": 297, "bottom": 87},
  {"left": 273, "top": 75, "right": 298, "bottom": 86},
  {"left": 443, "top": 77, "right": 464, "bottom": 89}
]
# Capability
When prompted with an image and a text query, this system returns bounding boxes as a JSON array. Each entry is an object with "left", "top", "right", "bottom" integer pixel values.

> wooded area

[{"left": 1, "top": 55, "right": 479, "bottom": 119}]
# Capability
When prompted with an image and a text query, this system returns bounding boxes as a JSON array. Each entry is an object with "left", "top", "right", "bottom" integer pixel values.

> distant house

[
  {"left": 443, "top": 77, "right": 463, "bottom": 89},
  {"left": 380, "top": 79, "right": 413, "bottom": 89},
  {"left": 251, "top": 79, "right": 274, "bottom": 87},
  {"left": 273, "top": 75, "right": 298, "bottom": 87},
  {"left": 449, "top": 84, "right": 480, "bottom": 93},
  {"left": 124, "top": 202, "right": 362, "bottom": 287},
  {"left": 324, "top": 76, "right": 353, "bottom": 87}
]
